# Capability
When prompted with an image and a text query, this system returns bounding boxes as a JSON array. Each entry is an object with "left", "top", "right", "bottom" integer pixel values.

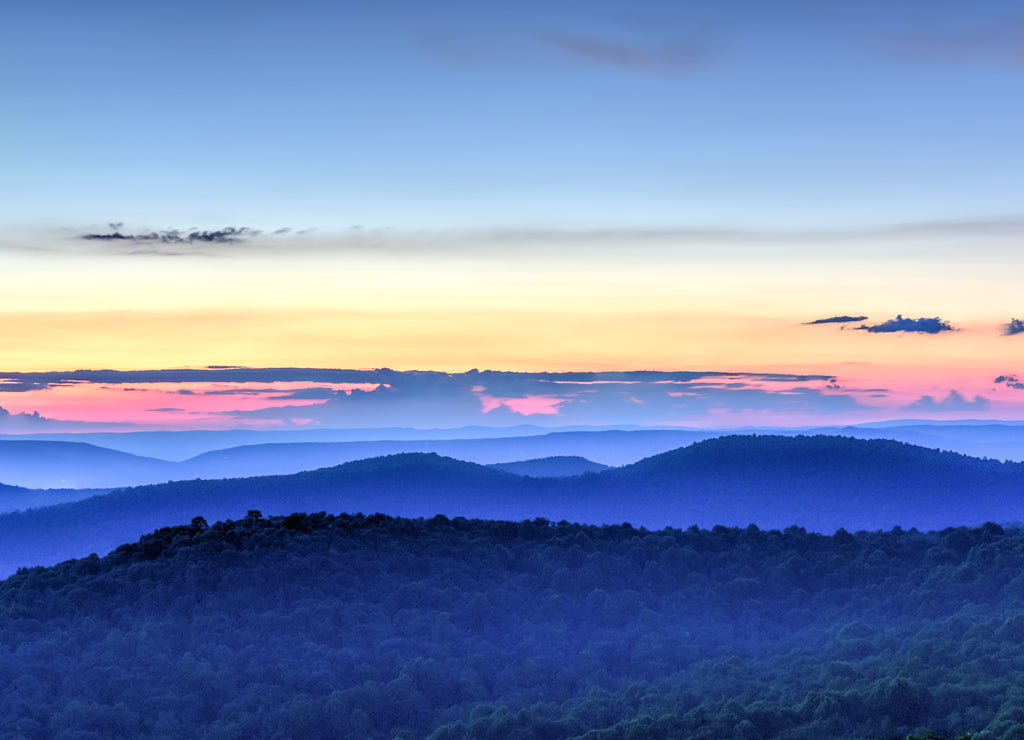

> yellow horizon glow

[{"left": 4, "top": 232, "right": 1023, "bottom": 375}]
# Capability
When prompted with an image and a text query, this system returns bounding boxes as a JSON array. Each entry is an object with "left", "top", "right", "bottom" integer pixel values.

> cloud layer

[
  {"left": 0, "top": 368, "right": 856, "bottom": 431},
  {"left": 857, "top": 315, "right": 954, "bottom": 334},
  {"left": 82, "top": 225, "right": 254, "bottom": 244}
]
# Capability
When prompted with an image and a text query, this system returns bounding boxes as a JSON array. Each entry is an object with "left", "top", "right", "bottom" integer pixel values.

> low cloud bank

[{"left": 903, "top": 390, "right": 989, "bottom": 413}]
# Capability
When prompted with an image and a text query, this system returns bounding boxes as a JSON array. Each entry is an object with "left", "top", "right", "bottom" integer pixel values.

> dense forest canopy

[{"left": 2, "top": 511, "right": 1023, "bottom": 738}]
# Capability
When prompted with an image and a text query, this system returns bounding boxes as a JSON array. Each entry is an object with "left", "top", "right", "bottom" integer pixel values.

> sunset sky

[{"left": 2, "top": 0, "right": 1023, "bottom": 430}]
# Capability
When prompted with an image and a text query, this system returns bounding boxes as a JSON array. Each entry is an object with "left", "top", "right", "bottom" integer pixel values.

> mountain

[
  {"left": 175, "top": 430, "right": 711, "bottom": 480},
  {"left": 0, "top": 453, "right": 544, "bottom": 576},
  {"left": 2, "top": 513, "right": 1020, "bottom": 738},
  {"left": 4, "top": 434, "right": 1024, "bottom": 576},
  {"left": 9, "top": 424, "right": 1024, "bottom": 491},
  {"left": 487, "top": 455, "right": 610, "bottom": 477},
  {"left": 0, "top": 440, "right": 176, "bottom": 488},
  {"left": 0, "top": 425, "right": 582, "bottom": 460},
  {"left": 0, "top": 483, "right": 110, "bottom": 514},
  {"left": 0, "top": 430, "right": 711, "bottom": 489},
  {"left": 582, "top": 434, "right": 1021, "bottom": 532}
]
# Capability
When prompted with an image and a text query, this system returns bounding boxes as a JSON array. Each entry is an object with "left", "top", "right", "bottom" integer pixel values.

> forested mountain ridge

[
  {"left": 4, "top": 434, "right": 1024, "bottom": 576},
  {"left": 488, "top": 455, "right": 610, "bottom": 477},
  {"left": 0, "top": 453, "right": 547, "bottom": 576},
  {"left": 580, "top": 434, "right": 1024, "bottom": 531},
  {"left": 0, "top": 430, "right": 709, "bottom": 488},
  {"left": 1, "top": 512, "right": 1019, "bottom": 738},
  {"left": 7, "top": 425, "right": 1024, "bottom": 490},
  {"left": 0, "top": 482, "right": 111, "bottom": 513}
]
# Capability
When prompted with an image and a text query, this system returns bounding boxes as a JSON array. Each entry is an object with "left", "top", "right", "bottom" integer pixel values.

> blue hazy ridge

[{"left": 3, "top": 434, "right": 1024, "bottom": 576}]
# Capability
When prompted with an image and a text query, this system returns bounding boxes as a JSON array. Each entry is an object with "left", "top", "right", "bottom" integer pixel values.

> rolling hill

[
  {"left": 0, "top": 430, "right": 709, "bottom": 489},
  {"left": 486, "top": 455, "right": 610, "bottom": 477},
  {"left": 6, "top": 424, "right": 1024, "bottom": 491},
  {"left": 0, "top": 440, "right": 176, "bottom": 488},
  {"left": 2, "top": 513, "right": 1020, "bottom": 738},
  {"left": 3, "top": 434, "right": 1024, "bottom": 576}
]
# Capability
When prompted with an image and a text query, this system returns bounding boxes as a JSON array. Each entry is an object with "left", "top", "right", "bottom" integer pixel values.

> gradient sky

[{"left": 2, "top": 0, "right": 1024, "bottom": 429}]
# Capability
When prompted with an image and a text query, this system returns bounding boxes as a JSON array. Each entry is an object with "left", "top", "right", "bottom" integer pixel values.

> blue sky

[
  {"left": 2, "top": 0, "right": 1024, "bottom": 431},
  {"left": 5, "top": 0, "right": 1023, "bottom": 233}
]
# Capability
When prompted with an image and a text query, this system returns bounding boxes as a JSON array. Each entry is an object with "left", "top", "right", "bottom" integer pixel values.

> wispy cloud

[
  {"left": 805, "top": 315, "right": 868, "bottom": 325},
  {"left": 903, "top": 390, "right": 989, "bottom": 413},
  {"left": 856, "top": 315, "right": 954, "bottom": 334},
  {"left": 543, "top": 33, "right": 706, "bottom": 73},
  {"left": 886, "top": 18, "right": 1024, "bottom": 68},
  {"left": 11, "top": 215, "right": 1024, "bottom": 260}
]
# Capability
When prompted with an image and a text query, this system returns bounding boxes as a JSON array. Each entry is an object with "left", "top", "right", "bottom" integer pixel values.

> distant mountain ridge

[
  {"left": 6, "top": 424, "right": 1024, "bottom": 489},
  {"left": 0, "top": 431, "right": 710, "bottom": 488},
  {"left": 487, "top": 456, "right": 609, "bottom": 477},
  {"left": 0, "top": 440, "right": 176, "bottom": 488},
  {"left": 3, "top": 434, "right": 1024, "bottom": 577}
]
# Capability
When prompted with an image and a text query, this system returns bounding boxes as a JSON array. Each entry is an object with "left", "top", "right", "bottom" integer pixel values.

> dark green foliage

[{"left": 2, "top": 515, "right": 1024, "bottom": 738}]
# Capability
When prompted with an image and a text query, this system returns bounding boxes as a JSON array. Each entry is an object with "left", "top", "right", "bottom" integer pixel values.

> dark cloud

[
  {"left": 267, "top": 387, "right": 345, "bottom": 401},
  {"left": 198, "top": 386, "right": 345, "bottom": 399},
  {"left": 82, "top": 226, "right": 255, "bottom": 244},
  {"left": 147, "top": 408, "right": 186, "bottom": 413},
  {"left": 0, "top": 368, "right": 388, "bottom": 391},
  {"left": 199, "top": 389, "right": 269, "bottom": 396},
  {"left": 1003, "top": 318, "right": 1024, "bottom": 336},
  {"left": 0, "top": 368, "right": 835, "bottom": 393},
  {"left": 0, "top": 379, "right": 70, "bottom": 393},
  {"left": 856, "top": 315, "right": 954, "bottom": 334},
  {"left": 994, "top": 375, "right": 1024, "bottom": 390},
  {"left": 903, "top": 390, "right": 989, "bottom": 413},
  {"left": 805, "top": 315, "right": 868, "bottom": 325},
  {"left": 544, "top": 33, "right": 706, "bottom": 72}
]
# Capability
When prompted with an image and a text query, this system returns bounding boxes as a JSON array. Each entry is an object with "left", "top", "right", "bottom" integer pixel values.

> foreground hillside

[
  {"left": 2, "top": 513, "right": 1021, "bottom": 738},
  {"left": 4, "top": 434, "right": 1024, "bottom": 575}
]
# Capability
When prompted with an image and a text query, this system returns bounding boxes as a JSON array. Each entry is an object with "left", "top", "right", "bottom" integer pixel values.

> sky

[{"left": 2, "top": 0, "right": 1024, "bottom": 431}]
